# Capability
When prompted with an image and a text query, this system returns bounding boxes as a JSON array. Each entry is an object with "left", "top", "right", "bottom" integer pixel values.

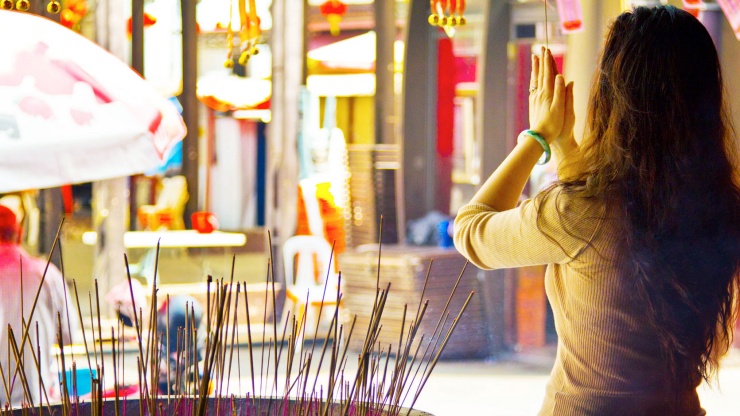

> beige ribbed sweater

[{"left": 453, "top": 188, "right": 704, "bottom": 416}]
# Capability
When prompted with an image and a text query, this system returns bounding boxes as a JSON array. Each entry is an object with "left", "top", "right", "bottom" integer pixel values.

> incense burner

[{"left": 9, "top": 397, "right": 435, "bottom": 416}]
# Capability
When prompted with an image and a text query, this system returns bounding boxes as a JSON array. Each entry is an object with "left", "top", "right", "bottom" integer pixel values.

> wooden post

[
  {"left": 375, "top": 0, "right": 395, "bottom": 146},
  {"left": 129, "top": 0, "right": 144, "bottom": 231},
  {"left": 375, "top": 0, "right": 403, "bottom": 243},
  {"left": 131, "top": 0, "right": 144, "bottom": 76},
  {"left": 268, "top": 0, "right": 304, "bottom": 309},
  {"left": 180, "top": 0, "right": 199, "bottom": 228},
  {"left": 402, "top": 0, "right": 437, "bottom": 226},
  {"left": 476, "top": 0, "right": 511, "bottom": 356}
]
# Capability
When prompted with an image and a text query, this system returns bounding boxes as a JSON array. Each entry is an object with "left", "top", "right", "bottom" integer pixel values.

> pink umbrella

[{"left": 0, "top": 10, "right": 186, "bottom": 193}]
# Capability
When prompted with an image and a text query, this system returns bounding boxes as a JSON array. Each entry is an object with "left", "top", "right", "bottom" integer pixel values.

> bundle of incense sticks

[{"left": 4, "top": 219, "right": 473, "bottom": 416}]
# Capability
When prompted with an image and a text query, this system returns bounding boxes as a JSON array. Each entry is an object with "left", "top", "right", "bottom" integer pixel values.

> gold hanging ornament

[
  {"left": 428, "top": 0, "right": 466, "bottom": 37},
  {"left": 47, "top": 0, "right": 61, "bottom": 13},
  {"left": 15, "top": 0, "right": 29, "bottom": 11},
  {"left": 1, "top": 0, "right": 13, "bottom": 10}
]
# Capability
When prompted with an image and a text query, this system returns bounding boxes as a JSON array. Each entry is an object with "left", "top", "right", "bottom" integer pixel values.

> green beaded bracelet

[{"left": 519, "top": 129, "right": 551, "bottom": 165}]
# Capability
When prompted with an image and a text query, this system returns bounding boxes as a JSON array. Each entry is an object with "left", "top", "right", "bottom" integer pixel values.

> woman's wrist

[
  {"left": 551, "top": 134, "right": 577, "bottom": 158},
  {"left": 517, "top": 129, "right": 551, "bottom": 165},
  {"left": 551, "top": 134, "right": 580, "bottom": 179}
]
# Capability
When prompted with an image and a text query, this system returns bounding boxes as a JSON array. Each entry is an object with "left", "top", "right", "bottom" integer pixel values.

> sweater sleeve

[{"left": 453, "top": 189, "right": 598, "bottom": 270}]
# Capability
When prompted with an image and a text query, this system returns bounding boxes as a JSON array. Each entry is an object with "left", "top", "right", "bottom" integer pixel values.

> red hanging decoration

[
  {"left": 320, "top": 0, "right": 347, "bottom": 36},
  {"left": 59, "top": 0, "right": 89, "bottom": 31},
  {"left": 126, "top": 12, "right": 158, "bottom": 37}
]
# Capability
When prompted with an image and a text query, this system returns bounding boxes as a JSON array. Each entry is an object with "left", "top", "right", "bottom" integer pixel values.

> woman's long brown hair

[{"left": 551, "top": 6, "right": 740, "bottom": 390}]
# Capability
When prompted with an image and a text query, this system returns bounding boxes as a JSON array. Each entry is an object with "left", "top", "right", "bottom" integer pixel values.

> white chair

[
  {"left": 137, "top": 175, "right": 189, "bottom": 230},
  {"left": 282, "top": 235, "right": 341, "bottom": 337}
]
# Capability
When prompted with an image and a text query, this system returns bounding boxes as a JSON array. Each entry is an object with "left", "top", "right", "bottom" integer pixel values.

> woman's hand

[
  {"left": 558, "top": 79, "right": 575, "bottom": 144},
  {"left": 551, "top": 78, "right": 581, "bottom": 180},
  {"left": 528, "top": 48, "right": 567, "bottom": 143}
]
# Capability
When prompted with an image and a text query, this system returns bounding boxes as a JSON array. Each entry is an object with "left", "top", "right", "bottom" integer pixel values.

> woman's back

[
  {"left": 454, "top": 188, "right": 705, "bottom": 415},
  {"left": 534, "top": 193, "right": 703, "bottom": 415}
]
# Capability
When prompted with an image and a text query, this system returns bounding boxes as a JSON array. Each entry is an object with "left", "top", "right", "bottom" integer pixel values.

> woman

[{"left": 453, "top": 6, "right": 740, "bottom": 415}]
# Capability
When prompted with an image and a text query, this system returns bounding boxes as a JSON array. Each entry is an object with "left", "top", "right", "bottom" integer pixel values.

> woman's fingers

[
  {"left": 549, "top": 48, "right": 559, "bottom": 76},
  {"left": 543, "top": 48, "right": 553, "bottom": 93},
  {"left": 530, "top": 54, "right": 539, "bottom": 92},
  {"left": 564, "top": 81, "right": 575, "bottom": 128},
  {"left": 538, "top": 47, "right": 545, "bottom": 91},
  {"left": 551, "top": 74, "right": 566, "bottom": 115},
  {"left": 544, "top": 48, "right": 560, "bottom": 94}
]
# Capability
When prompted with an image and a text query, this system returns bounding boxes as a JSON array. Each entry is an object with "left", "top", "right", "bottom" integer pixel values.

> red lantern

[
  {"left": 126, "top": 12, "right": 158, "bottom": 37},
  {"left": 320, "top": 0, "right": 347, "bottom": 36},
  {"left": 682, "top": 0, "right": 703, "bottom": 18}
]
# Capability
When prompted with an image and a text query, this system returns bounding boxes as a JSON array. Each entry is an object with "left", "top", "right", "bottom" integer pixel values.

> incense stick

[
  {"left": 544, "top": 0, "right": 549, "bottom": 49},
  {"left": 5, "top": 214, "right": 478, "bottom": 416}
]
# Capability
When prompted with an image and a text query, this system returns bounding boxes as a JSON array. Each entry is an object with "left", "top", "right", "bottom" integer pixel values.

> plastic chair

[
  {"left": 137, "top": 175, "right": 189, "bottom": 230},
  {"left": 298, "top": 178, "right": 325, "bottom": 237},
  {"left": 282, "top": 235, "right": 341, "bottom": 337}
]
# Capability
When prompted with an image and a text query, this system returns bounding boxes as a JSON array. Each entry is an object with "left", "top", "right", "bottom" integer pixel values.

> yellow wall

[{"left": 324, "top": 96, "right": 376, "bottom": 145}]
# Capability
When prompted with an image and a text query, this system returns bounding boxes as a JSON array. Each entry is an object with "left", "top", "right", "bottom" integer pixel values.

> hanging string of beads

[
  {"left": 237, "top": 0, "right": 260, "bottom": 66},
  {"left": 224, "top": 0, "right": 235, "bottom": 68}
]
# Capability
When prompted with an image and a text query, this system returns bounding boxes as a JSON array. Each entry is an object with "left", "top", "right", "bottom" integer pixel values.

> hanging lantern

[
  {"left": 682, "top": 0, "right": 703, "bottom": 18},
  {"left": 320, "top": 0, "right": 347, "bottom": 36},
  {"left": 554, "top": 0, "right": 583, "bottom": 33},
  {"left": 126, "top": 12, "right": 157, "bottom": 37}
]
